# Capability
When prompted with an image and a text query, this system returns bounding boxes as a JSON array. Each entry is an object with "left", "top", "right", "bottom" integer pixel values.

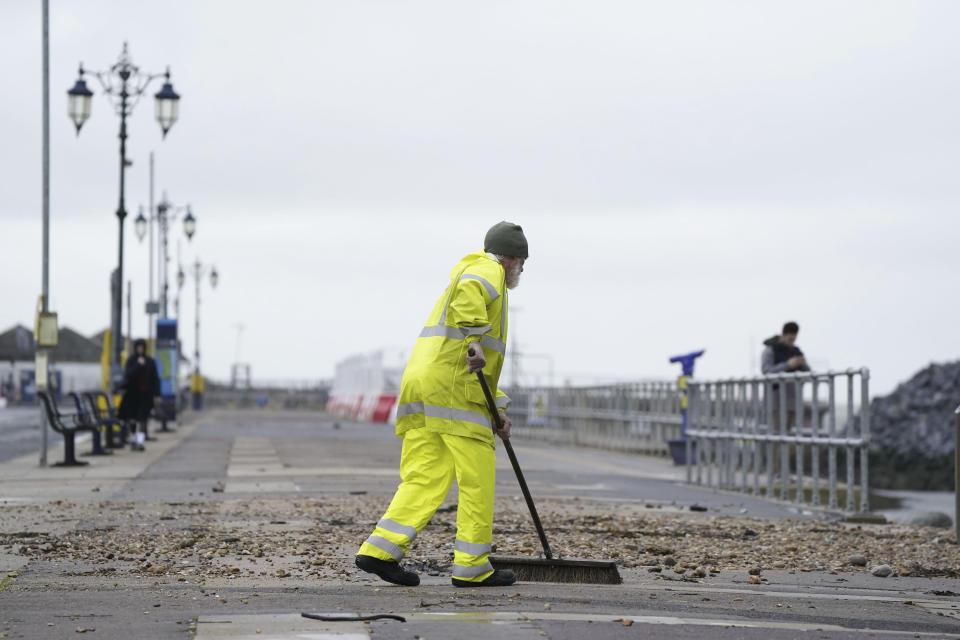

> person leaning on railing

[{"left": 761, "top": 321, "right": 810, "bottom": 430}]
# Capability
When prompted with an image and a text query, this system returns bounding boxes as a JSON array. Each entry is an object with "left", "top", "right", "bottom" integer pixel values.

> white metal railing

[
  {"left": 685, "top": 369, "right": 870, "bottom": 513},
  {"left": 506, "top": 382, "right": 683, "bottom": 455}
]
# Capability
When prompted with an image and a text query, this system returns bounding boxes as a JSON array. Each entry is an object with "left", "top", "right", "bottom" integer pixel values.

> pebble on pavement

[{"left": 1, "top": 495, "right": 958, "bottom": 585}]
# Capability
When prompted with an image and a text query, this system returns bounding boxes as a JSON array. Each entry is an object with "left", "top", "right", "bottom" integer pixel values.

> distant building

[{"left": 0, "top": 324, "right": 103, "bottom": 404}]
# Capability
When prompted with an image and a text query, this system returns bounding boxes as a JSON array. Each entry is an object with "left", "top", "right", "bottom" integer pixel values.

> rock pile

[{"left": 869, "top": 361, "right": 960, "bottom": 490}]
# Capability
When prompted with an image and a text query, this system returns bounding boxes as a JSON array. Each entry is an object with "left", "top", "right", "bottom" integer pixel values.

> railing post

[
  {"left": 738, "top": 380, "right": 747, "bottom": 493},
  {"left": 828, "top": 376, "right": 838, "bottom": 509},
  {"left": 695, "top": 383, "right": 704, "bottom": 486},
  {"left": 685, "top": 384, "right": 694, "bottom": 484},
  {"left": 765, "top": 378, "right": 774, "bottom": 499},
  {"left": 727, "top": 381, "right": 736, "bottom": 491},
  {"left": 751, "top": 380, "right": 760, "bottom": 495},
  {"left": 795, "top": 376, "right": 804, "bottom": 504},
  {"left": 811, "top": 376, "right": 820, "bottom": 506},
  {"left": 779, "top": 376, "right": 789, "bottom": 501},
  {"left": 859, "top": 369, "right": 870, "bottom": 513},
  {"left": 717, "top": 382, "right": 726, "bottom": 489},
  {"left": 846, "top": 372, "right": 855, "bottom": 512},
  {"left": 955, "top": 405, "right": 960, "bottom": 543},
  {"left": 710, "top": 382, "right": 718, "bottom": 488}
]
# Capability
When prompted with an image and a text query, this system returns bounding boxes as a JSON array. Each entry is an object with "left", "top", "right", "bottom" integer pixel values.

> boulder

[
  {"left": 868, "top": 362, "right": 960, "bottom": 490},
  {"left": 903, "top": 511, "right": 953, "bottom": 529}
]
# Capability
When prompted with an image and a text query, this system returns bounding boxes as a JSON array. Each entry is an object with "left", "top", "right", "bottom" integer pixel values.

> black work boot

[
  {"left": 355, "top": 554, "right": 420, "bottom": 586},
  {"left": 452, "top": 569, "right": 516, "bottom": 588}
]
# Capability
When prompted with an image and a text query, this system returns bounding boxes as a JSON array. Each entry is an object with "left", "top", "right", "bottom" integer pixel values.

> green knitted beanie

[{"left": 484, "top": 221, "right": 528, "bottom": 259}]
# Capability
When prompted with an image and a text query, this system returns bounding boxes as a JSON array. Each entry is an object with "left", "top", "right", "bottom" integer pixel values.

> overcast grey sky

[{"left": 2, "top": 1, "right": 959, "bottom": 394}]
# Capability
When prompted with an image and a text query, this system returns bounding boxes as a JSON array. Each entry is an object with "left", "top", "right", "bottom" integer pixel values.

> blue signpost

[
  {"left": 155, "top": 319, "right": 178, "bottom": 429},
  {"left": 667, "top": 349, "right": 705, "bottom": 465}
]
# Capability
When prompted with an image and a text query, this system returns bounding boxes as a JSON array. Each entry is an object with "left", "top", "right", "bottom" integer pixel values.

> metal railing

[
  {"left": 685, "top": 369, "right": 870, "bottom": 513},
  {"left": 506, "top": 382, "right": 683, "bottom": 455}
]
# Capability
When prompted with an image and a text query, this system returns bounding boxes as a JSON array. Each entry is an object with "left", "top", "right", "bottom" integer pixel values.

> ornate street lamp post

[
  {"left": 186, "top": 259, "right": 218, "bottom": 410},
  {"left": 68, "top": 42, "right": 181, "bottom": 391},
  {"left": 134, "top": 206, "right": 148, "bottom": 242},
  {"left": 152, "top": 195, "right": 194, "bottom": 319}
]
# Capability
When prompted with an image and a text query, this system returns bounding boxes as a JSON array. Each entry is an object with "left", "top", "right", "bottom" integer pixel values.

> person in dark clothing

[
  {"left": 118, "top": 339, "right": 161, "bottom": 451},
  {"left": 761, "top": 321, "right": 809, "bottom": 429},
  {"left": 761, "top": 322, "right": 808, "bottom": 375}
]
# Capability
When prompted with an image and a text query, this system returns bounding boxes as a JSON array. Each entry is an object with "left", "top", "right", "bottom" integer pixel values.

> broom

[{"left": 470, "top": 350, "right": 622, "bottom": 584}]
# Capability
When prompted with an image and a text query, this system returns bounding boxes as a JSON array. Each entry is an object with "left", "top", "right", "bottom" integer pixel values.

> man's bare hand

[
  {"left": 496, "top": 410, "right": 511, "bottom": 440},
  {"left": 787, "top": 356, "right": 805, "bottom": 370},
  {"left": 466, "top": 345, "right": 486, "bottom": 373}
]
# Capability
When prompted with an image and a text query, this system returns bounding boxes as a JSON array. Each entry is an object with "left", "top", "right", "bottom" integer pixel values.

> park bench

[
  {"left": 83, "top": 391, "right": 129, "bottom": 449},
  {"left": 67, "top": 392, "right": 109, "bottom": 456},
  {"left": 36, "top": 390, "right": 98, "bottom": 467},
  {"left": 154, "top": 402, "right": 174, "bottom": 433}
]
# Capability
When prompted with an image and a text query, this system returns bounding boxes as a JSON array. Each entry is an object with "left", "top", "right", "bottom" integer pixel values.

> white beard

[{"left": 505, "top": 265, "right": 522, "bottom": 290}]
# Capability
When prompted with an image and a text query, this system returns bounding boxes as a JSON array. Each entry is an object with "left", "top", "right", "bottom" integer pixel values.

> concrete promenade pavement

[
  {"left": 1, "top": 409, "right": 959, "bottom": 639},
  {"left": 0, "top": 408, "right": 41, "bottom": 463}
]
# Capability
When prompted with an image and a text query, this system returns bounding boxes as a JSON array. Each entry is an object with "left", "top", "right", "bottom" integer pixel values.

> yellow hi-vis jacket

[{"left": 396, "top": 250, "right": 510, "bottom": 446}]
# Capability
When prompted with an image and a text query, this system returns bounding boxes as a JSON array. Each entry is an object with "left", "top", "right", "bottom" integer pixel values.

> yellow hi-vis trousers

[{"left": 357, "top": 428, "right": 496, "bottom": 582}]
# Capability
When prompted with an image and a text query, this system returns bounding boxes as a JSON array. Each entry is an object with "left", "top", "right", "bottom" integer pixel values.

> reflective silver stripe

[
  {"left": 452, "top": 561, "right": 494, "bottom": 578},
  {"left": 440, "top": 267, "right": 498, "bottom": 324},
  {"left": 365, "top": 535, "right": 405, "bottom": 560},
  {"left": 501, "top": 289, "right": 508, "bottom": 339},
  {"left": 439, "top": 267, "right": 470, "bottom": 324},
  {"left": 438, "top": 284, "right": 454, "bottom": 324},
  {"left": 459, "top": 324, "right": 492, "bottom": 337},
  {"left": 378, "top": 518, "right": 417, "bottom": 542},
  {"left": 495, "top": 394, "right": 510, "bottom": 409},
  {"left": 454, "top": 539, "right": 492, "bottom": 555},
  {"left": 420, "top": 325, "right": 504, "bottom": 355},
  {"left": 423, "top": 404, "right": 491, "bottom": 430},
  {"left": 398, "top": 402, "right": 492, "bottom": 430},
  {"left": 480, "top": 335, "right": 506, "bottom": 354},
  {"left": 419, "top": 324, "right": 463, "bottom": 341},
  {"left": 461, "top": 274, "right": 500, "bottom": 302},
  {"left": 396, "top": 402, "right": 425, "bottom": 419}
]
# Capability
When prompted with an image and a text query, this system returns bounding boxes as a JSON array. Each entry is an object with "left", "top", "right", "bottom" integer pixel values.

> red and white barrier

[
  {"left": 327, "top": 393, "right": 398, "bottom": 424},
  {"left": 328, "top": 350, "right": 404, "bottom": 424}
]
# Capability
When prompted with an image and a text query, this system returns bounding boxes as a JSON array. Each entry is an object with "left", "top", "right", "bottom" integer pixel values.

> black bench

[
  {"left": 37, "top": 390, "right": 98, "bottom": 467},
  {"left": 154, "top": 401, "right": 174, "bottom": 433},
  {"left": 68, "top": 392, "right": 110, "bottom": 456},
  {"left": 83, "top": 392, "right": 129, "bottom": 449}
]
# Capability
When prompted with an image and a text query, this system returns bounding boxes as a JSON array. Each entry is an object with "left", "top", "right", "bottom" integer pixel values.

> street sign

[{"left": 145, "top": 301, "right": 160, "bottom": 314}]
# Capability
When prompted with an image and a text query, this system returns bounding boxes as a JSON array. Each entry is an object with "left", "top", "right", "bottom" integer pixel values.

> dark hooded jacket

[
  {"left": 761, "top": 335, "right": 809, "bottom": 412},
  {"left": 761, "top": 335, "right": 807, "bottom": 374},
  {"left": 118, "top": 339, "right": 161, "bottom": 421}
]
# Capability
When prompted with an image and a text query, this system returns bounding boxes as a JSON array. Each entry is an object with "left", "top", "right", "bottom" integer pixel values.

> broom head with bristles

[{"left": 490, "top": 555, "right": 622, "bottom": 584}]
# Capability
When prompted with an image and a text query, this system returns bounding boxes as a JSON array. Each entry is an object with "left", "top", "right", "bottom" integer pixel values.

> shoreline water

[{"left": 874, "top": 488, "right": 956, "bottom": 527}]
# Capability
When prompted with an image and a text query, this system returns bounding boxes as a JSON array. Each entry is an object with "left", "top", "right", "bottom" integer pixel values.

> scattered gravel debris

[{"left": 1, "top": 496, "right": 958, "bottom": 585}]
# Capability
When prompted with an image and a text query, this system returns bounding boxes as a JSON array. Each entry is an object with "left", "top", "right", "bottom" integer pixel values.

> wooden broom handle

[{"left": 469, "top": 346, "right": 554, "bottom": 560}]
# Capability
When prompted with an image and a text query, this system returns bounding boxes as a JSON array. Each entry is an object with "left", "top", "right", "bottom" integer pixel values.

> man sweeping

[{"left": 355, "top": 221, "right": 528, "bottom": 588}]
